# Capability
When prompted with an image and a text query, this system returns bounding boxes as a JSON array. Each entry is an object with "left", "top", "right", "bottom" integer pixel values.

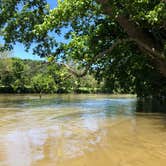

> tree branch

[
  {"left": 96, "top": 0, "right": 166, "bottom": 77},
  {"left": 57, "top": 38, "right": 132, "bottom": 77}
]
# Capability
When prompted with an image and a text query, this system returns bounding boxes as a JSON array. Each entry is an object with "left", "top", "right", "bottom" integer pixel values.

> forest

[
  {"left": 0, "top": 54, "right": 147, "bottom": 95},
  {"left": 0, "top": 56, "right": 100, "bottom": 93},
  {"left": 0, "top": 54, "right": 165, "bottom": 98}
]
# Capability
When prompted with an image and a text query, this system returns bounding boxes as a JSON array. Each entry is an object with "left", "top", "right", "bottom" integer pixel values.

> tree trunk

[{"left": 96, "top": 0, "right": 166, "bottom": 77}]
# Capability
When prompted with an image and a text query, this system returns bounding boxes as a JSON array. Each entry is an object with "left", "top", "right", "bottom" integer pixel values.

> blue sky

[{"left": 1, "top": 0, "right": 58, "bottom": 60}]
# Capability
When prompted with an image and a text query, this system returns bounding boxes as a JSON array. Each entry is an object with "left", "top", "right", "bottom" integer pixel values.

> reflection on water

[
  {"left": 0, "top": 94, "right": 166, "bottom": 166},
  {"left": 136, "top": 98, "right": 166, "bottom": 113}
]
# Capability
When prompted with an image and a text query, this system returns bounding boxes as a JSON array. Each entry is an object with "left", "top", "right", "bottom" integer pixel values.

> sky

[{"left": 0, "top": 0, "right": 58, "bottom": 60}]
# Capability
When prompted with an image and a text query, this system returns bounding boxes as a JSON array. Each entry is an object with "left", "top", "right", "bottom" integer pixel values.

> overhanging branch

[
  {"left": 96, "top": 0, "right": 166, "bottom": 77},
  {"left": 57, "top": 38, "right": 132, "bottom": 77}
]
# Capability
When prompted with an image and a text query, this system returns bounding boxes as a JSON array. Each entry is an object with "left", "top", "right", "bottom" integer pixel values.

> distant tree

[
  {"left": 32, "top": 74, "right": 57, "bottom": 93},
  {"left": 11, "top": 59, "right": 26, "bottom": 92},
  {"left": 0, "top": 50, "right": 13, "bottom": 87}
]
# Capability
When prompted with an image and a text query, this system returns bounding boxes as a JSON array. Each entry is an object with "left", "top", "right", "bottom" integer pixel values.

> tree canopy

[{"left": 0, "top": 0, "right": 166, "bottom": 97}]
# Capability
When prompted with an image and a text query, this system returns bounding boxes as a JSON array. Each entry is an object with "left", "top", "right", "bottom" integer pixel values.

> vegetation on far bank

[
  {"left": 1, "top": 56, "right": 133, "bottom": 94},
  {"left": 0, "top": 52, "right": 165, "bottom": 97},
  {"left": 0, "top": 57, "right": 99, "bottom": 94}
]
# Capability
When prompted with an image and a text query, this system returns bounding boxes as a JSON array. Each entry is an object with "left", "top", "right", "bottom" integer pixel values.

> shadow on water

[{"left": 136, "top": 98, "right": 166, "bottom": 114}]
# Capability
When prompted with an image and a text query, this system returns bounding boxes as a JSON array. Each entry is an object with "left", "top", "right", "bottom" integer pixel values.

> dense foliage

[
  {"left": 0, "top": 56, "right": 100, "bottom": 93},
  {"left": 0, "top": 0, "right": 166, "bottom": 97}
]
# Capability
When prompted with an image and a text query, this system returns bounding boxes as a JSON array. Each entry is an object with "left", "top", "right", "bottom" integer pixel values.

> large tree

[
  {"left": 31, "top": 0, "right": 166, "bottom": 76},
  {"left": 98, "top": 0, "right": 166, "bottom": 77},
  {"left": 0, "top": 0, "right": 166, "bottom": 96}
]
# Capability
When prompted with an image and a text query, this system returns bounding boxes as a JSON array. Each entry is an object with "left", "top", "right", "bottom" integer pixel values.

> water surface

[{"left": 0, "top": 94, "right": 166, "bottom": 166}]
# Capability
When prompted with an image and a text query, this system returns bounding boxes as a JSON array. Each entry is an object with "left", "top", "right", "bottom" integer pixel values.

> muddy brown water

[{"left": 0, "top": 94, "right": 166, "bottom": 166}]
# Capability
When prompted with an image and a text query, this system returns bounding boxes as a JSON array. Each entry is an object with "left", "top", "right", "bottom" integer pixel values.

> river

[{"left": 0, "top": 94, "right": 166, "bottom": 166}]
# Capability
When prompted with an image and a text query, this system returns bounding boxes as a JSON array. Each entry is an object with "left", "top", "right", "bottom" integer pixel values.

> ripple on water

[{"left": 0, "top": 94, "right": 166, "bottom": 166}]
